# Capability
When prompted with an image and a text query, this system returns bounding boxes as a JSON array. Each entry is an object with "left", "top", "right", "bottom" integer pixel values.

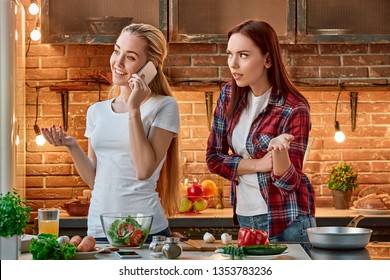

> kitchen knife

[
  {"left": 172, "top": 232, "right": 203, "bottom": 250},
  {"left": 183, "top": 239, "right": 202, "bottom": 249}
]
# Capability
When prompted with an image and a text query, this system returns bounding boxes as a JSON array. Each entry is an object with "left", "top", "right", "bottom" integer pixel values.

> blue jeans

[{"left": 237, "top": 214, "right": 316, "bottom": 243}]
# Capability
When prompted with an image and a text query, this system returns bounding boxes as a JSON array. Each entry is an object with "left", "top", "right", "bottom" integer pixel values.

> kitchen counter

[
  {"left": 19, "top": 243, "right": 310, "bottom": 260},
  {"left": 19, "top": 241, "right": 390, "bottom": 260},
  {"left": 36, "top": 207, "right": 390, "bottom": 241}
]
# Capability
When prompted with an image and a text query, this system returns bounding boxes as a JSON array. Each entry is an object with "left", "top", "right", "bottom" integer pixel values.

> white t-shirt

[
  {"left": 232, "top": 88, "right": 271, "bottom": 216},
  {"left": 84, "top": 95, "right": 179, "bottom": 237}
]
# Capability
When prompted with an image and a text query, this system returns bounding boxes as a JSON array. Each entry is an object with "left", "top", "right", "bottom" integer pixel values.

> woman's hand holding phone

[{"left": 128, "top": 61, "right": 157, "bottom": 110}]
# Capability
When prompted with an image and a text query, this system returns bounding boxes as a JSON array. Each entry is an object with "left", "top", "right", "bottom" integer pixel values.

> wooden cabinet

[
  {"left": 168, "top": 0, "right": 296, "bottom": 44},
  {"left": 41, "top": 0, "right": 389, "bottom": 44},
  {"left": 41, "top": 0, "right": 166, "bottom": 44},
  {"left": 296, "top": 0, "right": 390, "bottom": 43}
]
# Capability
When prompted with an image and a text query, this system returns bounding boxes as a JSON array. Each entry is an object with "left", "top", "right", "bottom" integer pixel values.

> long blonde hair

[{"left": 108, "top": 23, "right": 181, "bottom": 217}]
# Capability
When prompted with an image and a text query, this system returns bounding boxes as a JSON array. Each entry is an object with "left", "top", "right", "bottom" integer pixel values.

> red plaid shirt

[{"left": 206, "top": 82, "right": 315, "bottom": 237}]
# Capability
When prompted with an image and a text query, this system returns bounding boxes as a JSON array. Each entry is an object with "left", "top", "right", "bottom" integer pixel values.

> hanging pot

[{"left": 307, "top": 215, "right": 372, "bottom": 249}]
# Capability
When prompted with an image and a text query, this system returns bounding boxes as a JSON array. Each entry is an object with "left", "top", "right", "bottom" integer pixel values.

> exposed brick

[
  {"left": 180, "top": 127, "right": 191, "bottom": 139},
  {"left": 26, "top": 57, "right": 40, "bottom": 68},
  {"left": 169, "top": 43, "right": 218, "bottom": 54},
  {"left": 282, "top": 44, "right": 319, "bottom": 54},
  {"left": 66, "top": 45, "right": 113, "bottom": 57},
  {"left": 42, "top": 57, "right": 90, "bottom": 68},
  {"left": 46, "top": 176, "right": 86, "bottom": 187},
  {"left": 320, "top": 44, "right": 369, "bottom": 54},
  {"left": 28, "top": 45, "right": 65, "bottom": 56},
  {"left": 181, "top": 115, "right": 208, "bottom": 127},
  {"left": 25, "top": 177, "right": 44, "bottom": 187},
  {"left": 90, "top": 57, "right": 110, "bottom": 67},
  {"left": 370, "top": 67, "right": 390, "bottom": 77},
  {"left": 320, "top": 67, "right": 368, "bottom": 78},
  {"left": 370, "top": 44, "right": 390, "bottom": 53},
  {"left": 44, "top": 152, "right": 74, "bottom": 164},
  {"left": 192, "top": 55, "right": 227, "bottom": 66},
  {"left": 165, "top": 55, "right": 191, "bottom": 67},
  {"left": 181, "top": 138, "right": 208, "bottom": 150},
  {"left": 170, "top": 67, "right": 218, "bottom": 79},
  {"left": 174, "top": 90, "right": 211, "bottom": 102},
  {"left": 291, "top": 55, "right": 340, "bottom": 67},
  {"left": 26, "top": 164, "right": 72, "bottom": 176},
  {"left": 26, "top": 153, "right": 43, "bottom": 164},
  {"left": 67, "top": 68, "right": 111, "bottom": 80},
  {"left": 191, "top": 127, "right": 210, "bottom": 139},
  {"left": 26, "top": 68, "right": 67, "bottom": 80},
  {"left": 178, "top": 103, "right": 193, "bottom": 114},
  {"left": 289, "top": 67, "right": 319, "bottom": 78},
  {"left": 26, "top": 188, "right": 73, "bottom": 199},
  {"left": 343, "top": 55, "right": 390, "bottom": 66}
]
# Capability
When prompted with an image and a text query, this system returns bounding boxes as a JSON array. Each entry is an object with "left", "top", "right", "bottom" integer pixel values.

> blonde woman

[{"left": 42, "top": 23, "right": 181, "bottom": 242}]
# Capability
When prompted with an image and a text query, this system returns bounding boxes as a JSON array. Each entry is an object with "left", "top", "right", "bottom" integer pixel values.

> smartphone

[
  {"left": 115, "top": 251, "right": 141, "bottom": 259},
  {"left": 137, "top": 61, "right": 157, "bottom": 85}
]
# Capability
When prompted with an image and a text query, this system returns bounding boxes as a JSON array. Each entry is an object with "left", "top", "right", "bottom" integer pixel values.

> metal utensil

[{"left": 307, "top": 215, "right": 372, "bottom": 249}]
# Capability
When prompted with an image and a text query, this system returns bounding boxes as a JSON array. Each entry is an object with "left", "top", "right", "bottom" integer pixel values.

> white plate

[
  {"left": 245, "top": 251, "right": 289, "bottom": 259},
  {"left": 219, "top": 250, "right": 289, "bottom": 260},
  {"left": 350, "top": 207, "right": 390, "bottom": 215},
  {"left": 72, "top": 247, "right": 105, "bottom": 260}
]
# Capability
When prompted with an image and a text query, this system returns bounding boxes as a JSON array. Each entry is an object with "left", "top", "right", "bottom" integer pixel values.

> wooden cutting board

[{"left": 181, "top": 240, "right": 237, "bottom": 251}]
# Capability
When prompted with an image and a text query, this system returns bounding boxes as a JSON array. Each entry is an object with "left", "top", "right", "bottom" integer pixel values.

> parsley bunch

[
  {"left": 29, "top": 234, "right": 76, "bottom": 260},
  {"left": 0, "top": 191, "right": 31, "bottom": 237}
]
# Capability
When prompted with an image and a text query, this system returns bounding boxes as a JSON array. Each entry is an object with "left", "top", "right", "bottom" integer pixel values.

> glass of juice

[{"left": 38, "top": 208, "right": 60, "bottom": 236}]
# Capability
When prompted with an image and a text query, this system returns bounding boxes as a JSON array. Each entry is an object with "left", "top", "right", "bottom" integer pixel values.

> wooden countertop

[
  {"left": 58, "top": 207, "right": 388, "bottom": 219},
  {"left": 173, "top": 207, "right": 390, "bottom": 218}
]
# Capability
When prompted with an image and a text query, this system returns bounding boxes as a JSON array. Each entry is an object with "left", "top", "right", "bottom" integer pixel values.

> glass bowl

[{"left": 100, "top": 213, "right": 153, "bottom": 247}]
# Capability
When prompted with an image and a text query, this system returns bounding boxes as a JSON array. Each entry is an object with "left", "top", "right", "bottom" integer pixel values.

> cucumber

[{"left": 242, "top": 244, "right": 288, "bottom": 255}]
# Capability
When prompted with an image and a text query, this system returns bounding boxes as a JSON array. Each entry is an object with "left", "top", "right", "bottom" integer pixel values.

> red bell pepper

[{"left": 237, "top": 227, "right": 270, "bottom": 247}]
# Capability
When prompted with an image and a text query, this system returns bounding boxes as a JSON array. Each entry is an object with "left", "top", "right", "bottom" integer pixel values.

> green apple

[
  {"left": 179, "top": 197, "right": 193, "bottom": 213},
  {"left": 193, "top": 199, "right": 208, "bottom": 212}
]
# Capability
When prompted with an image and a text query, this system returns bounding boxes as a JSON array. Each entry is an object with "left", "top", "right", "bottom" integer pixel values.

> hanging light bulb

[
  {"left": 30, "top": 29, "right": 41, "bottom": 41},
  {"left": 333, "top": 86, "right": 346, "bottom": 143},
  {"left": 28, "top": 0, "right": 40, "bottom": 15},
  {"left": 33, "top": 87, "right": 46, "bottom": 146},
  {"left": 30, "top": 19, "right": 41, "bottom": 41},
  {"left": 334, "top": 121, "right": 345, "bottom": 143},
  {"left": 34, "top": 124, "right": 46, "bottom": 146}
]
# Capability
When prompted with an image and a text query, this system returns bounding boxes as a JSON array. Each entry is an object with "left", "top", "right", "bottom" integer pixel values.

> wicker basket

[{"left": 86, "top": 16, "right": 133, "bottom": 35}]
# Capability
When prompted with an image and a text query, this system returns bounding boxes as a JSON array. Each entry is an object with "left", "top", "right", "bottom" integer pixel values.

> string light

[
  {"left": 333, "top": 86, "right": 346, "bottom": 143},
  {"left": 334, "top": 121, "right": 346, "bottom": 143},
  {"left": 30, "top": 19, "right": 41, "bottom": 41},
  {"left": 33, "top": 87, "right": 46, "bottom": 146},
  {"left": 28, "top": 0, "right": 40, "bottom": 15}
]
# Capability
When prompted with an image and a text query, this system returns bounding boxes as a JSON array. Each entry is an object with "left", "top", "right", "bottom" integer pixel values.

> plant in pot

[
  {"left": 327, "top": 162, "right": 359, "bottom": 209},
  {"left": 0, "top": 190, "right": 31, "bottom": 259}
]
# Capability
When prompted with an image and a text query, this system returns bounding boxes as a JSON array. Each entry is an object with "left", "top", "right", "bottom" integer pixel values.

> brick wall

[{"left": 21, "top": 2, "right": 390, "bottom": 231}]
